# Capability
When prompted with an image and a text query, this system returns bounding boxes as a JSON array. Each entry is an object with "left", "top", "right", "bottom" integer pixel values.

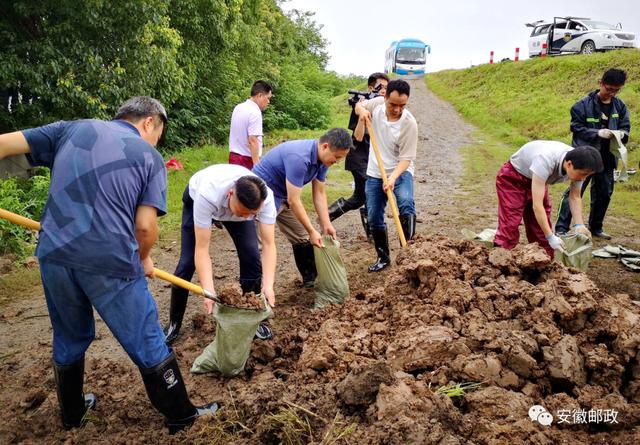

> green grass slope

[{"left": 427, "top": 49, "right": 640, "bottom": 229}]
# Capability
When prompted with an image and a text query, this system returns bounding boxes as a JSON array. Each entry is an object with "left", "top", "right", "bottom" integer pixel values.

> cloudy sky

[{"left": 281, "top": 0, "right": 640, "bottom": 74}]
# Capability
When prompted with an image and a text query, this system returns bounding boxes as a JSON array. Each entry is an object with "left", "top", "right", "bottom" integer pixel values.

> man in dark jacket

[
  {"left": 327, "top": 73, "right": 389, "bottom": 237},
  {"left": 555, "top": 68, "right": 631, "bottom": 239}
]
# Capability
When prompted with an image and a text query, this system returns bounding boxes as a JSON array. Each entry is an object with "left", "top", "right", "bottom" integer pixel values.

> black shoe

[
  {"left": 254, "top": 322, "right": 273, "bottom": 340},
  {"left": 555, "top": 230, "right": 567, "bottom": 237},
  {"left": 368, "top": 229, "right": 390, "bottom": 272},
  {"left": 140, "top": 353, "right": 221, "bottom": 434},
  {"left": 328, "top": 197, "right": 348, "bottom": 221},
  {"left": 399, "top": 214, "right": 416, "bottom": 244},
  {"left": 292, "top": 242, "right": 317, "bottom": 287},
  {"left": 53, "top": 358, "right": 97, "bottom": 430},
  {"left": 164, "top": 285, "right": 189, "bottom": 345},
  {"left": 592, "top": 231, "right": 612, "bottom": 240}
]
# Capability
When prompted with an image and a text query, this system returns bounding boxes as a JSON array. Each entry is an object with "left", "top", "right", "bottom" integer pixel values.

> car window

[
  {"left": 568, "top": 21, "right": 586, "bottom": 31},
  {"left": 554, "top": 20, "right": 568, "bottom": 29},
  {"left": 532, "top": 24, "right": 550, "bottom": 36}
]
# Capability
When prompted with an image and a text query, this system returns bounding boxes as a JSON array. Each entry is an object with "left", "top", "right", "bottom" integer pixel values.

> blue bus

[{"left": 385, "top": 39, "right": 430, "bottom": 75}]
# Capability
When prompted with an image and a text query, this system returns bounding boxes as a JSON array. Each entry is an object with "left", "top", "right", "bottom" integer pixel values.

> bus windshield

[{"left": 396, "top": 47, "right": 425, "bottom": 64}]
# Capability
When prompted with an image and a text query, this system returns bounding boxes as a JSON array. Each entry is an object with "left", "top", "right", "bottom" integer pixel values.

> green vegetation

[
  {"left": 435, "top": 381, "right": 485, "bottom": 398},
  {"left": 427, "top": 50, "right": 640, "bottom": 228},
  {"left": 0, "top": 1, "right": 363, "bottom": 148}
]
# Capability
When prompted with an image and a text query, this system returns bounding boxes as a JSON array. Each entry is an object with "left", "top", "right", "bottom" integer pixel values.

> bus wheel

[{"left": 580, "top": 40, "right": 596, "bottom": 54}]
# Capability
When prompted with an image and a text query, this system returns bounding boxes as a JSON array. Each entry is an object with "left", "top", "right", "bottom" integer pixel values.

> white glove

[
  {"left": 546, "top": 233, "right": 566, "bottom": 251},
  {"left": 598, "top": 129, "right": 613, "bottom": 139},
  {"left": 573, "top": 224, "right": 591, "bottom": 238}
]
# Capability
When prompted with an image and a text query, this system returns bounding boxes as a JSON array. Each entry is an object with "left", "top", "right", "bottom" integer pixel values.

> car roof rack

[{"left": 555, "top": 16, "right": 591, "bottom": 21}]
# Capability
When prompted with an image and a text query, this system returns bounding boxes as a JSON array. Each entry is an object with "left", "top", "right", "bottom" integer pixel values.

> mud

[
  {"left": 1, "top": 80, "right": 639, "bottom": 444},
  {"left": 216, "top": 282, "right": 265, "bottom": 310}
]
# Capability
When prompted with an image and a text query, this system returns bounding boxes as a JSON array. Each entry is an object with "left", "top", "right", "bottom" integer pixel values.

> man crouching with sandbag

[{"left": 164, "top": 164, "right": 277, "bottom": 345}]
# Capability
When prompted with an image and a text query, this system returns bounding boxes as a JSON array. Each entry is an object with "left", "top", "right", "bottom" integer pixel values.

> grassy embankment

[{"left": 427, "top": 50, "right": 640, "bottom": 237}]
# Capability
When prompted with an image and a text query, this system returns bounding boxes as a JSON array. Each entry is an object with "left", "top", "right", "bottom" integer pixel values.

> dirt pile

[
  {"left": 216, "top": 282, "right": 265, "bottom": 310},
  {"left": 2, "top": 235, "right": 639, "bottom": 444}
]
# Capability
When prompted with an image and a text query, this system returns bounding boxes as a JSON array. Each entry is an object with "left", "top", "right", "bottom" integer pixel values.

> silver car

[{"left": 527, "top": 16, "right": 636, "bottom": 56}]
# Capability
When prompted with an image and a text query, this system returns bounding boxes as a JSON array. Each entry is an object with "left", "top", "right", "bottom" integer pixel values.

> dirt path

[{"left": 2, "top": 79, "right": 638, "bottom": 444}]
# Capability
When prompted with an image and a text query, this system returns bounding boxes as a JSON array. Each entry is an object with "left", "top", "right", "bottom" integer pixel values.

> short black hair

[
  {"left": 235, "top": 175, "right": 268, "bottom": 210},
  {"left": 385, "top": 79, "right": 410, "bottom": 98},
  {"left": 319, "top": 128, "right": 353, "bottom": 152},
  {"left": 251, "top": 80, "right": 273, "bottom": 97},
  {"left": 566, "top": 146, "right": 604, "bottom": 173},
  {"left": 367, "top": 72, "right": 389, "bottom": 87},
  {"left": 602, "top": 68, "right": 627, "bottom": 86}
]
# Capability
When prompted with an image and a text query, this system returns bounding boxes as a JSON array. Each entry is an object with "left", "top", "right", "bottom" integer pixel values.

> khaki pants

[{"left": 276, "top": 203, "right": 309, "bottom": 245}]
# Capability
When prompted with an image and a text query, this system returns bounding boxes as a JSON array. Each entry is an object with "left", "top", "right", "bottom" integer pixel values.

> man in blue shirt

[
  {"left": 0, "top": 97, "right": 218, "bottom": 433},
  {"left": 253, "top": 128, "right": 352, "bottom": 286}
]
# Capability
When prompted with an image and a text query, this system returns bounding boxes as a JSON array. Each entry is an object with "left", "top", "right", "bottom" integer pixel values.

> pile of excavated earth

[{"left": 3, "top": 235, "right": 639, "bottom": 443}]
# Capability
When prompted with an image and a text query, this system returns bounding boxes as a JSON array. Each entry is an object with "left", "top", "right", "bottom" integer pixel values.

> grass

[
  {"left": 435, "top": 381, "right": 485, "bottom": 398},
  {"left": 427, "top": 50, "right": 640, "bottom": 233},
  {"left": 0, "top": 266, "right": 42, "bottom": 307}
]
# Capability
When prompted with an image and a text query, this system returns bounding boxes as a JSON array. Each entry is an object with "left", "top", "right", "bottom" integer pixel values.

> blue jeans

[
  {"left": 366, "top": 172, "right": 416, "bottom": 230},
  {"left": 40, "top": 261, "right": 171, "bottom": 368}
]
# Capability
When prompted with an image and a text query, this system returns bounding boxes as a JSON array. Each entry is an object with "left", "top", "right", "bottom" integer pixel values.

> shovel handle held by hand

[
  {"left": 0, "top": 208, "right": 216, "bottom": 302},
  {"left": 365, "top": 122, "right": 407, "bottom": 247}
]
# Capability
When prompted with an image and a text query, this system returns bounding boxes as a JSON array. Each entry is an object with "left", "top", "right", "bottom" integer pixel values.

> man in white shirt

[
  {"left": 164, "top": 164, "right": 277, "bottom": 344},
  {"left": 355, "top": 79, "right": 419, "bottom": 272},
  {"left": 228, "top": 80, "right": 272, "bottom": 169},
  {"left": 494, "top": 141, "right": 603, "bottom": 257}
]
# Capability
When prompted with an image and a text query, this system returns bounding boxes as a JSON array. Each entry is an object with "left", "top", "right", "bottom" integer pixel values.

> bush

[{"left": 0, "top": 169, "right": 49, "bottom": 257}]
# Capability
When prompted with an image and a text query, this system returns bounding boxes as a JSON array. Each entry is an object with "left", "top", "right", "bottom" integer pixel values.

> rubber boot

[
  {"left": 53, "top": 358, "right": 97, "bottom": 430},
  {"left": 241, "top": 280, "right": 273, "bottom": 340},
  {"left": 400, "top": 214, "right": 416, "bottom": 244},
  {"left": 164, "top": 285, "right": 189, "bottom": 345},
  {"left": 359, "top": 206, "right": 371, "bottom": 240},
  {"left": 368, "top": 229, "right": 390, "bottom": 272},
  {"left": 292, "top": 242, "right": 317, "bottom": 287},
  {"left": 328, "top": 197, "right": 348, "bottom": 221},
  {"left": 140, "top": 353, "right": 220, "bottom": 434}
]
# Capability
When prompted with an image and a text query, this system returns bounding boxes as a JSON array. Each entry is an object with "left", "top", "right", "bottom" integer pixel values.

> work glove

[
  {"left": 573, "top": 224, "right": 591, "bottom": 238},
  {"left": 598, "top": 129, "right": 613, "bottom": 139},
  {"left": 546, "top": 233, "right": 566, "bottom": 252}
]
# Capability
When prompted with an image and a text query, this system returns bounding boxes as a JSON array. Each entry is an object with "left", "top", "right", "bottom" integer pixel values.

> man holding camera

[
  {"left": 555, "top": 68, "right": 631, "bottom": 240},
  {"left": 354, "top": 79, "right": 418, "bottom": 272},
  {"left": 327, "top": 73, "right": 389, "bottom": 238}
]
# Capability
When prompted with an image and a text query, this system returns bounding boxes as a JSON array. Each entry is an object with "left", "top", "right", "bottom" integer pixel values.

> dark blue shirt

[
  {"left": 23, "top": 119, "right": 167, "bottom": 278},
  {"left": 252, "top": 139, "right": 328, "bottom": 208}
]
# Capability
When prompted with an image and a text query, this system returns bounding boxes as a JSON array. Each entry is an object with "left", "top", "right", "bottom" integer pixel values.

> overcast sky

[{"left": 281, "top": 0, "right": 640, "bottom": 75}]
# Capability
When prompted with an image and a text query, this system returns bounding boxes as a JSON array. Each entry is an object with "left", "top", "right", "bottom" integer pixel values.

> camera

[{"left": 347, "top": 84, "right": 383, "bottom": 130}]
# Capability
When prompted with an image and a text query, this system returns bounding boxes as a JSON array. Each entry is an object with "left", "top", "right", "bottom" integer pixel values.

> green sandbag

[
  {"left": 191, "top": 295, "right": 271, "bottom": 377},
  {"left": 313, "top": 235, "right": 349, "bottom": 309},
  {"left": 555, "top": 233, "right": 592, "bottom": 272}
]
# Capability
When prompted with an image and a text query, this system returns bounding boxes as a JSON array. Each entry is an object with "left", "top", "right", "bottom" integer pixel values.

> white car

[{"left": 526, "top": 17, "right": 636, "bottom": 57}]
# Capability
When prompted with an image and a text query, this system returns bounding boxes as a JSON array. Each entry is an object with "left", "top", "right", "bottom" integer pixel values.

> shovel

[{"left": 0, "top": 208, "right": 219, "bottom": 303}]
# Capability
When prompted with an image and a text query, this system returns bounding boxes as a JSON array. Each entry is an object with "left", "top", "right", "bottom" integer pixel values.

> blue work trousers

[{"left": 365, "top": 172, "right": 416, "bottom": 230}]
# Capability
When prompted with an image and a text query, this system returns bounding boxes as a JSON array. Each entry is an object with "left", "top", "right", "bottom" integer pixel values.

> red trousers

[
  {"left": 494, "top": 161, "right": 553, "bottom": 257},
  {"left": 229, "top": 152, "right": 254, "bottom": 170}
]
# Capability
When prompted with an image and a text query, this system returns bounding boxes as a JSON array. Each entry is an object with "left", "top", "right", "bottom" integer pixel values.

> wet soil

[{"left": 1, "top": 79, "right": 639, "bottom": 444}]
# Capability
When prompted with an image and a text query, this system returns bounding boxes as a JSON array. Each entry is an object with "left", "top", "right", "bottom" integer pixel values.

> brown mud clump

[{"left": 216, "top": 282, "right": 264, "bottom": 310}]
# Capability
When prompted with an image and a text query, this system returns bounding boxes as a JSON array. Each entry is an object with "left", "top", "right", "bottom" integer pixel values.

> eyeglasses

[{"left": 602, "top": 84, "right": 622, "bottom": 94}]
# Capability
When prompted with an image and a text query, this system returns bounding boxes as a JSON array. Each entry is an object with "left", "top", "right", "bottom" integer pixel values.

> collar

[
  {"left": 112, "top": 119, "right": 141, "bottom": 136},
  {"left": 311, "top": 140, "right": 320, "bottom": 166}
]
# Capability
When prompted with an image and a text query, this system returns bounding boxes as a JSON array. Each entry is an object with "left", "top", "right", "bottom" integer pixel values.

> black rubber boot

[
  {"left": 359, "top": 206, "right": 371, "bottom": 240},
  {"left": 164, "top": 285, "right": 189, "bottom": 345},
  {"left": 400, "top": 214, "right": 416, "bottom": 244},
  {"left": 140, "top": 353, "right": 220, "bottom": 434},
  {"left": 292, "top": 242, "right": 317, "bottom": 287},
  {"left": 368, "top": 229, "right": 390, "bottom": 272},
  {"left": 53, "top": 358, "right": 97, "bottom": 430},
  {"left": 328, "top": 197, "right": 348, "bottom": 221}
]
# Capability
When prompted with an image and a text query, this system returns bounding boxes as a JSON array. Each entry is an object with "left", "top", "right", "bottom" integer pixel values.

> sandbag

[
  {"left": 555, "top": 233, "right": 592, "bottom": 272},
  {"left": 313, "top": 235, "right": 349, "bottom": 309},
  {"left": 461, "top": 228, "right": 496, "bottom": 248},
  {"left": 191, "top": 295, "right": 271, "bottom": 377}
]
